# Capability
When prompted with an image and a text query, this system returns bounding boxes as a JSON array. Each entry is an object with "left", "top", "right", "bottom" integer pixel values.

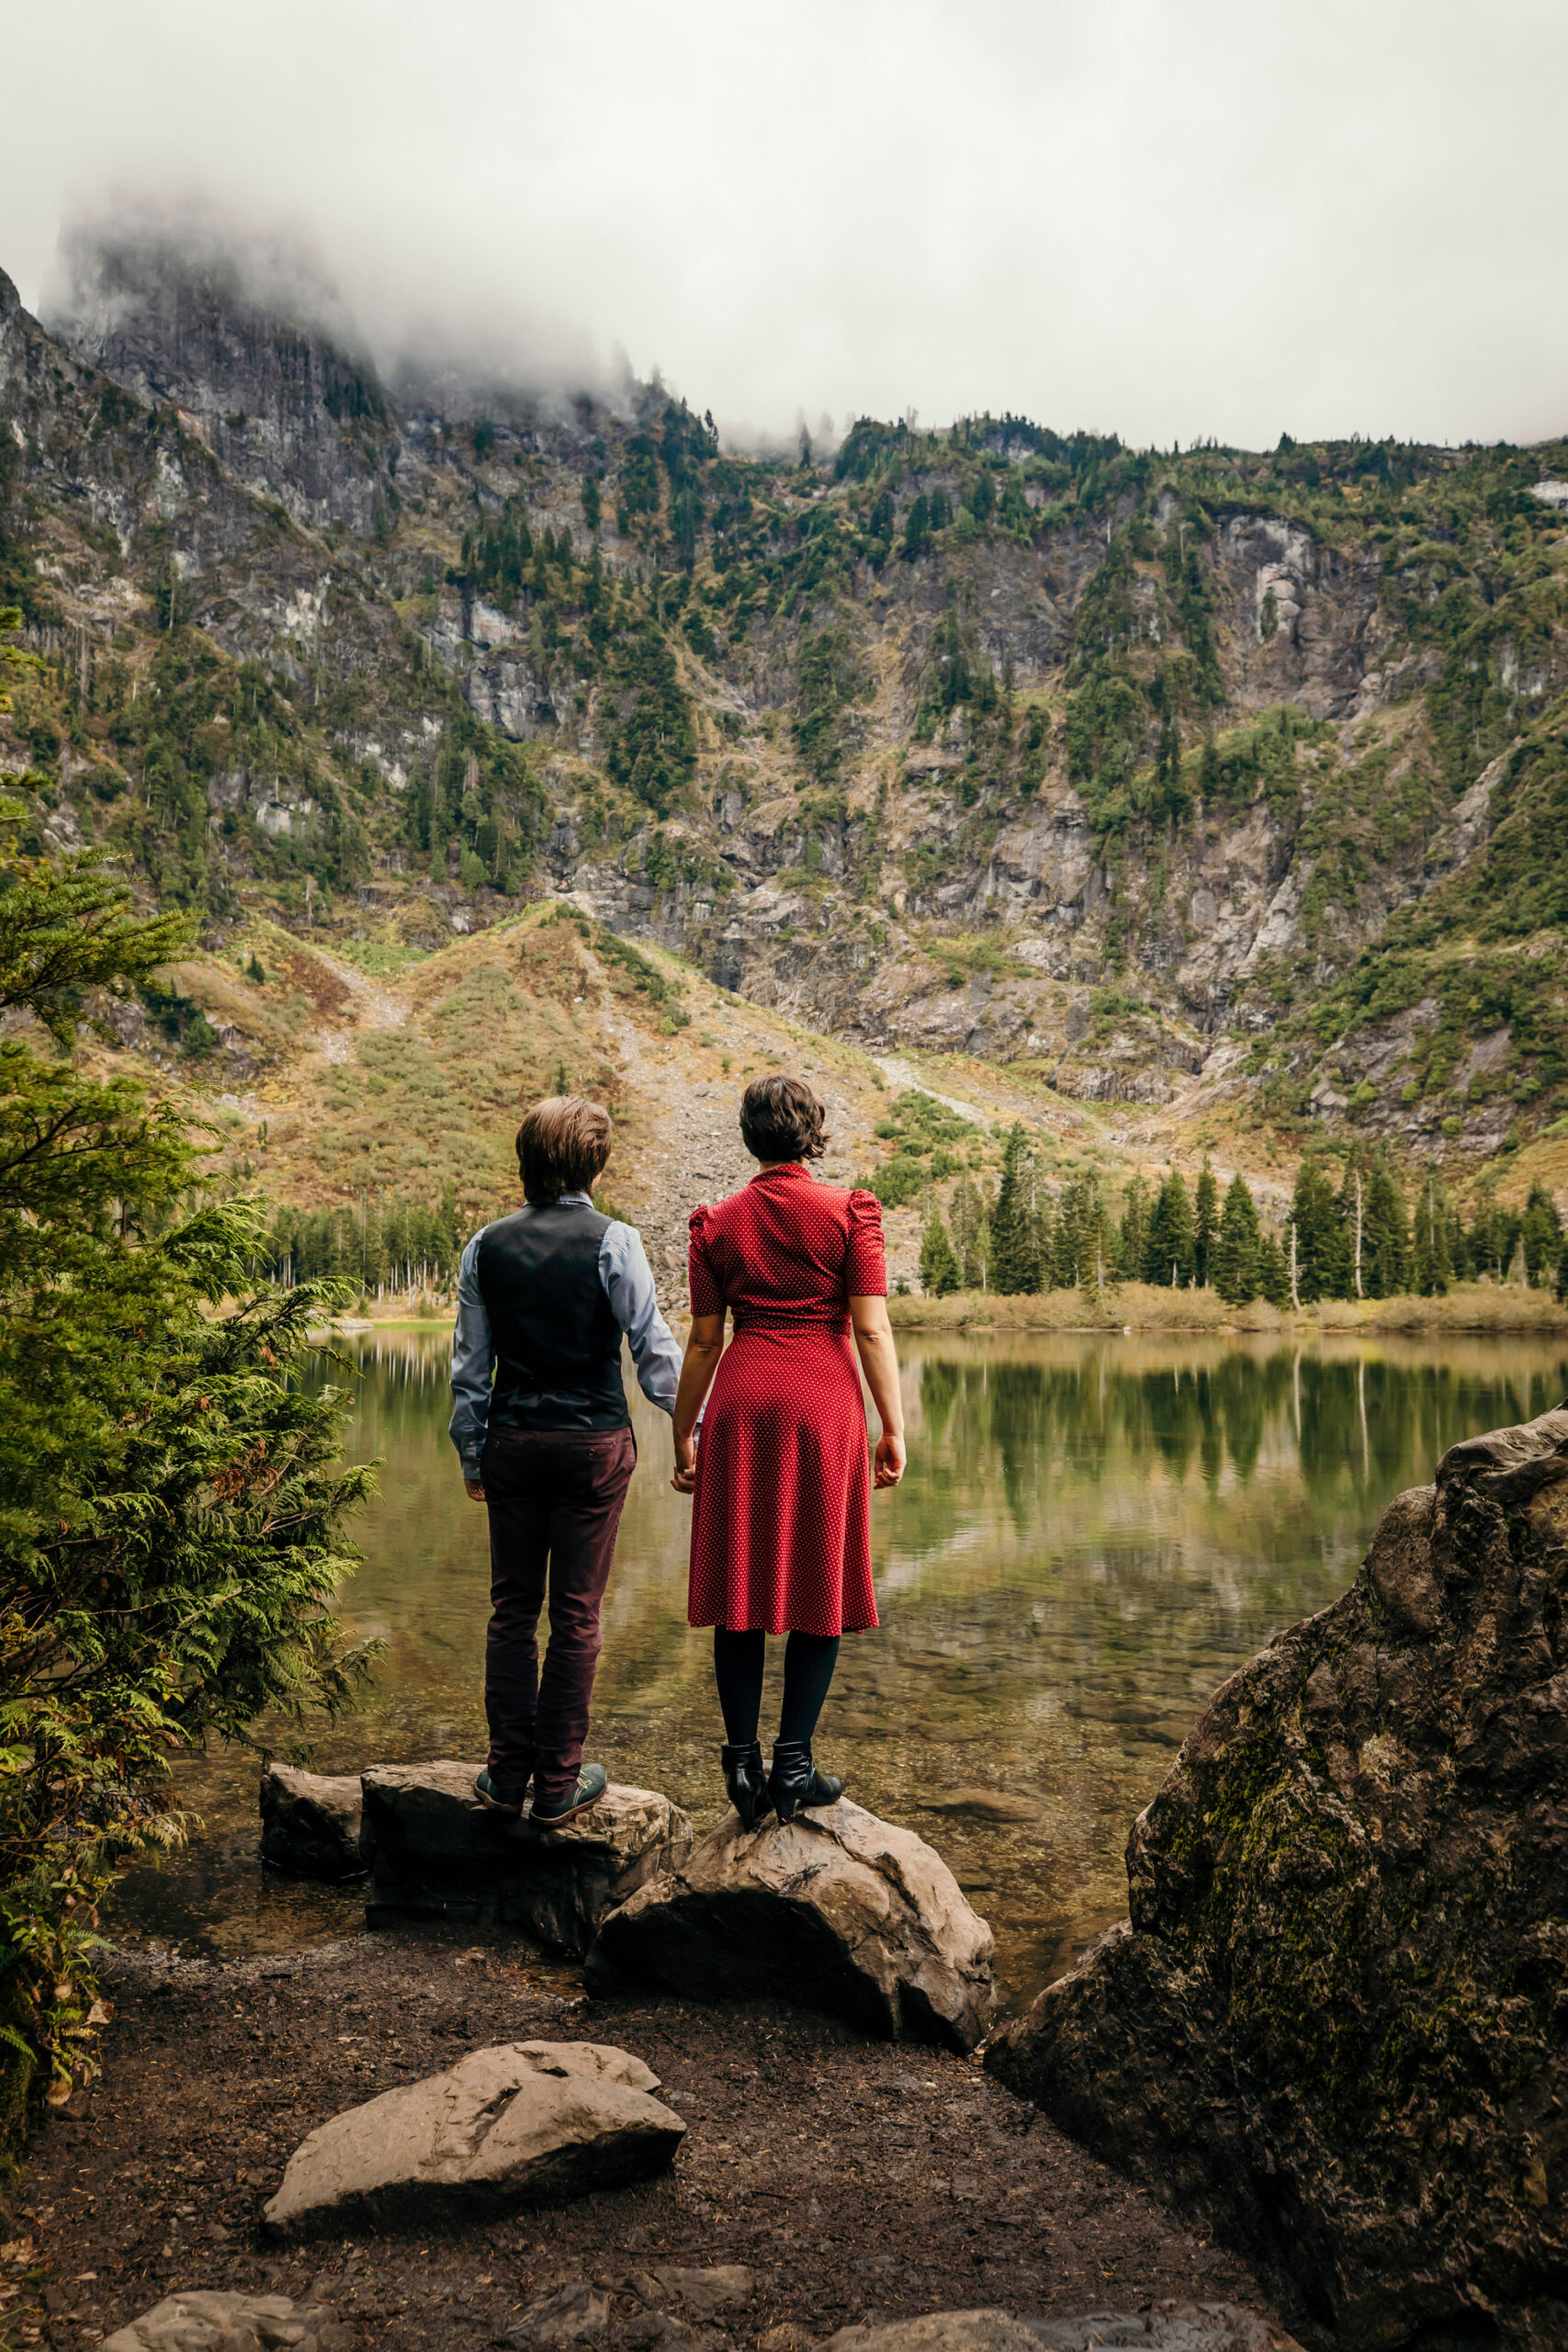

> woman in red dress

[{"left": 671, "top": 1075, "right": 907, "bottom": 1829}]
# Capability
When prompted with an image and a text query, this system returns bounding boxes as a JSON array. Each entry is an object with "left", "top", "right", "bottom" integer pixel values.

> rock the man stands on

[{"left": 449, "top": 1095, "right": 680, "bottom": 1824}]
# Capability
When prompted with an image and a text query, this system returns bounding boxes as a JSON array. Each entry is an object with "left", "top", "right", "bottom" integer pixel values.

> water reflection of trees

[{"left": 914, "top": 1345, "right": 1568, "bottom": 1541}]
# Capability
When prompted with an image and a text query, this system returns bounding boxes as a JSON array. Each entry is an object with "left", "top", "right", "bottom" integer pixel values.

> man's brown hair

[
  {"left": 739, "top": 1074, "right": 828, "bottom": 1163},
  {"left": 516, "top": 1095, "right": 614, "bottom": 1204}
]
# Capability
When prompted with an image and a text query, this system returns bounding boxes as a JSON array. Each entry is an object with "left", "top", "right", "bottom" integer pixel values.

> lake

[{"left": 108, "top": 1327, "right": 1568, "bottom": 2006}]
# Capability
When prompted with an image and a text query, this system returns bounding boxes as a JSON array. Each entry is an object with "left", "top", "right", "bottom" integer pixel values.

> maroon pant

[{"left": 480, "top": 1424, "right": 637, "bottom": 1807}]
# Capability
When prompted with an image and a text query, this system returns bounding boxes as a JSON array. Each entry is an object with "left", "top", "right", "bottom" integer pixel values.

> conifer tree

[
  {"left": 989, "top": 1124, "right": 1041, "bottom": 1295},
  {"left": 1193, "top": 1159, "right": 1218, "bottom": 1287},
  {"left": 1033, "top": 1193, "right": 1058, "bottom": 1289},
  {"left": 1556, "top": 1235, "right": 1568, "bottom": 1306},
  {"left": 949, "top": 1176, "right": 989, "bottom": 1290},
  {"left": 919, "top": 1200, "right": 961, "bottom": 1296},
  {"left": 1258, "top": 1228, "right": 1293, "bottom": 1310},
  {"left": 1289, "top": 1156, "right": 1351, "bottom": 1302},
  {"left": 1053, "top": 1172, "right": 1109, "bottom": 1290},
  {"left": 1116, "top": 1176, "right": 1150, "bottom": 1282},
  {"left": 1142, "top": 1170, "right": 1196, "bottom": 1287},
  {"left": 1520, "top": 1182, "right": 1563, "bottom": 1288},
  {"left": 1213, "top": 1171, "right": 1262, "bottom": 1305},
  {"left": 0, "top": 775, "right": 370, "bottom": 2132},
  {"left": 1362, "top": 1159, "right": 1412, "bottom": 1298},
  {"left": 1413, "top": 1171, "right": 1453, "bottom": 1296}
]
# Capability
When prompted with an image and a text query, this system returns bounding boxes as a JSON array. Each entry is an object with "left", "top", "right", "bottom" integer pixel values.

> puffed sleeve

[
  {"left": 844, "top": 1189, "right": 888, "bottom": 1297},
  {"left": 688, "top": 1203, "right": 725, "bottom": 1317}
]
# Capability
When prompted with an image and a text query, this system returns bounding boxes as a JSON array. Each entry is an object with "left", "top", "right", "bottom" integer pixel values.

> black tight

[{"left": 712, "top": 1627, "right": 840, "bottom": 1747}]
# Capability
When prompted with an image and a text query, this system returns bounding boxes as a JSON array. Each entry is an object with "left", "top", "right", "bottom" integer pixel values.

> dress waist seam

[{"left": 729, "top": 1314, "right": 852, "bottom": 1336}]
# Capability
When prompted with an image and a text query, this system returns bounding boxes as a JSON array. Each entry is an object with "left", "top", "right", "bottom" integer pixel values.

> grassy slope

[{"left": 5, "top": 284, "right": 1565, "bottom": 1229}]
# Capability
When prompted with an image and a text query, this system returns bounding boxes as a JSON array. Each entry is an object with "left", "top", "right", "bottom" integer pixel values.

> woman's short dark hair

[
  {"left": 739, "top": 1075, "right": 828, "bottom": 1163},
  {"left": 516, "top": 1095, "right": 613, "bottom": 1203}
]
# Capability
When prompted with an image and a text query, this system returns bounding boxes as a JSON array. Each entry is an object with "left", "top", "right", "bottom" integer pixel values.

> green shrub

[{"left": 0, "top": 802, "right": 371, "bottom": 2157}]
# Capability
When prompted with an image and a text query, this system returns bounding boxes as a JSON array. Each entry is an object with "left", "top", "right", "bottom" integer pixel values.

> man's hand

[
  {"left": 873, "top": 1431, "right": 907, "bottom": 1489},
  {"left": 464, "top": 1477, "right": 487, "bottom": 1502}
]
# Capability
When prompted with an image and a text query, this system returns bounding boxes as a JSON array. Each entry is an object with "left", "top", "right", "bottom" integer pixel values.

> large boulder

[
  {"left": 259, "top": 1765, "right": 364, "bottom": 1880},
  {"left": 359, "top": 1763, "right": 692, "bottom": 1952},
  {"left": 987, "top": 1404, "right": 1568, "bottom": 2350},
  {"left": 262, "top": 2039, "right": 685, "bottom": 2236},
  {"left": 585, "top": 1798, "right": 995, "bottom": 2051},
  {"left": 820, "top": 2312, "right": 1302, "bottom": 2352},
  {"left": 103, "top": 2293, "right": 350, "bottom": 2352}
]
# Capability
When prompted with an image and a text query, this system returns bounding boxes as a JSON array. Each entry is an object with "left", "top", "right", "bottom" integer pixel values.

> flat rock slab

[
  {"left": 103, "top": 2293, "right": 351, "bottom": 2352},
  {"left": 503, "top": 2282, "right": 613, "bottom": 2349},
  {"left": 259, "top": 1766, "right": 365, "bottom": 1882},
  {"left": 263, "top": 2039, "right": 685, "bottom": 2237},
  {"left": 630, "top": 2267, "right": 756, "bottom": 2319},
  {"left": 585, "top": 1799, "right": 995, "bottom": 2051},
  {"left": 359, "top": 1762, "right": 693, "bottom": 1953},
  {"left": 821, "top": 2311, "right": 1302, "bottom": 2352}
]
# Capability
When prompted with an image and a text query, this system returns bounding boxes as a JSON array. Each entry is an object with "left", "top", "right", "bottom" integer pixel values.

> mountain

[{"left": 2, "top": 227, "right": 1565, "bottom": 1223}]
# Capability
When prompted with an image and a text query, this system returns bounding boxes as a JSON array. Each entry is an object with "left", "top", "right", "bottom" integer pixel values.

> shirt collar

[
  {"left": 543, "top": 1190, "right": 593, "bottom": 1207},
  {"left": 750, "top": 1162, "right": 809, "bottom": 1182}
]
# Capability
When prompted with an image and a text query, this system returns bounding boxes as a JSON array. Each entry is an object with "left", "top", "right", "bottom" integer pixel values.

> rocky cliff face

[
  {"left": 5, "top": 229, "right": 1566, "bottom": 1167},
  {"left": 987, "top": 1403, "right": 1568, "bottom": 2352}
]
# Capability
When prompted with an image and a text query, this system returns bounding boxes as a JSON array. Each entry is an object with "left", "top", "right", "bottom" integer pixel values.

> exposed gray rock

[
  {"left": 820, "top": 2312, "right": 1302, "bottom": 2352},
  {"left": 503, "top": 2282, "right": 612, "bottom": 2349},
  {"left": 585, "top": 1799, "right": 995, "bottom": 2051},
  {"left": 629, "top": 2267, "right": 755, "bottom": 2319},
  {"left": 263, "top": 2038, "right": 684, "bottom": 2236},
  {"left": 502, "top": 2272, "right": 755, "bottom": 2352},
  {"left": 101, "top": 2292, "right": 351, "bottom": 2352},
  {"left": 259, "top": 1764, "right": 364, "bottom": 1881},
  {"left": 987, "top": 1404, "right": 1568, "bottom": 2352},
  {"left": 1027, "top": 2308, "right": 1303, "bottom": 2351},
  {"left": 359, "top": 1762, "right": 692, "bottom": 1952}
]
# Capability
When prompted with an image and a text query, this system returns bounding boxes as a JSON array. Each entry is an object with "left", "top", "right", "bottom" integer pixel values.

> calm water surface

[{"left": 109, "top": 1329, "right": 1568, "bottom": 2004}]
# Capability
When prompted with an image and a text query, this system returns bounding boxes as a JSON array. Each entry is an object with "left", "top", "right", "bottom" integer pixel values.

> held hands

[
  {"left": 874, "top": 1430, "right": 907, "bottom": 1488},
  {"left": 671, "top": 1430, "right": 698, "bottom": 1495}
]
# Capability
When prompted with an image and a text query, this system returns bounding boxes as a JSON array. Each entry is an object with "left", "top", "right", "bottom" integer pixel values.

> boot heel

[
  {"left": 768, "top": 1739, "right": 842, "bottom": 1823},
  {"left": 721, "top": 1741, "right": 772, "bottom": 1831}
]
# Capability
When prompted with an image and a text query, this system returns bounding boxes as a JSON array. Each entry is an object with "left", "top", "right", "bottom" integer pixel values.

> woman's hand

[
  {"left": 671, "top": 1429, "right": 698, "bottom": 1494},
  {"left": 874, "top": 1430, "right": 907, "bottom": 1488}
]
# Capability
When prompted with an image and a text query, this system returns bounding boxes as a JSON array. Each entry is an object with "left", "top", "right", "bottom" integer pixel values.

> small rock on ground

[
  {"left": 258, "top": 1767, "right": 364, "bottom": 1882},
  {"left": 264, "top": 2040, "right": 685, "bottom": 2236},
  {"left": 102, "top": 2290, "right": 352, "bottom": 2352},
  {"left": 504, "top": 2281, "right": 614, "bottom": 2348},
  {"left": 822, "top": 2310, "right": 1303, "bottom": 2352}
]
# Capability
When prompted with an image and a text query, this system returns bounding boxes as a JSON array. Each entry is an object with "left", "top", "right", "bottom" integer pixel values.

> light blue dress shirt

[{"left": 448, "top": 1193, "right": 682, "bottom": 1478}]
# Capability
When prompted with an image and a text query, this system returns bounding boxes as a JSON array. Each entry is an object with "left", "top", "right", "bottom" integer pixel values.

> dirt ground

[{"left": 3, "top": 1924, "right": 1305, "bottom": 2352}]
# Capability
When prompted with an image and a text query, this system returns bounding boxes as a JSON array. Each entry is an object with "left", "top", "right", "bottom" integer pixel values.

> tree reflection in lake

[{"left": 109, "top": 1328, "right": 1568, "bottom": 2003}]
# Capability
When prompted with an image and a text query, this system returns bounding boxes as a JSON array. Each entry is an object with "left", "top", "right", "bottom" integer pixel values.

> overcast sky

[{"left": 6, "top": 0, "right": 1567, "bottom": 450}]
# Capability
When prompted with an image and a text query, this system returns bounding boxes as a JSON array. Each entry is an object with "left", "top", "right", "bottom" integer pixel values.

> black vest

[{"left": 477, "top": 1202, "right": 629, "bottom": 1433}]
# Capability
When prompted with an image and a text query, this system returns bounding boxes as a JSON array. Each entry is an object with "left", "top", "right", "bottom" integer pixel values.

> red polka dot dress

[{"left": 686, "top": 1166, "right": 887, "bottom": 1637}]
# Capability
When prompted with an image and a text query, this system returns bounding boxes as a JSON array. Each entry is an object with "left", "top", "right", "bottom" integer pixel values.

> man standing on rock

[{"left": 449, "top": 1095, "right": 681, "bottom": 1825}]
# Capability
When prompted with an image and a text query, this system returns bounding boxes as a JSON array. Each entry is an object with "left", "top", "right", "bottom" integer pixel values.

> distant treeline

[
  {"left": 914, "top": 1126, "right": 1568, "bottom": 1305},
  {"left": 264, "top": 1194, "right": 461, "bottom": 1295}
]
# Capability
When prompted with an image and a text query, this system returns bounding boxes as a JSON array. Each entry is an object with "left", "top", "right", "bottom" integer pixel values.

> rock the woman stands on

[{"left": 671, "top": 1073, "right": 907, "bottom": 1829}]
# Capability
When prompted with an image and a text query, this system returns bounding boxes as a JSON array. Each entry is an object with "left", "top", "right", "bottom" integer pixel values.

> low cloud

[{"left": 8, "top": 0, "right": 1568, "bottom": 448}]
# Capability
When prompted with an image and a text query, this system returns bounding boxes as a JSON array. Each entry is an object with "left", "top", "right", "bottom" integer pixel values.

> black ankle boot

[
  {"left": 768, "top": 1739, "right": 843, "bottom": 1825},
  {"left": 721, "top": 1741, "right": 773, "bottom": 1832}
]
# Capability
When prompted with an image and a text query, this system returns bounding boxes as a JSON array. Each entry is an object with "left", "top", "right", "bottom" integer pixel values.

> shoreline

[
  {"left": 10, "top": 1925, "right": 1296, "bottom": 2348},
  {"left": 311, "top": 1283, "right": 1568, "bottom": 1343},
  {"left": 886, "top": 1279, "right": 1568, "bottom": 1338}
]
